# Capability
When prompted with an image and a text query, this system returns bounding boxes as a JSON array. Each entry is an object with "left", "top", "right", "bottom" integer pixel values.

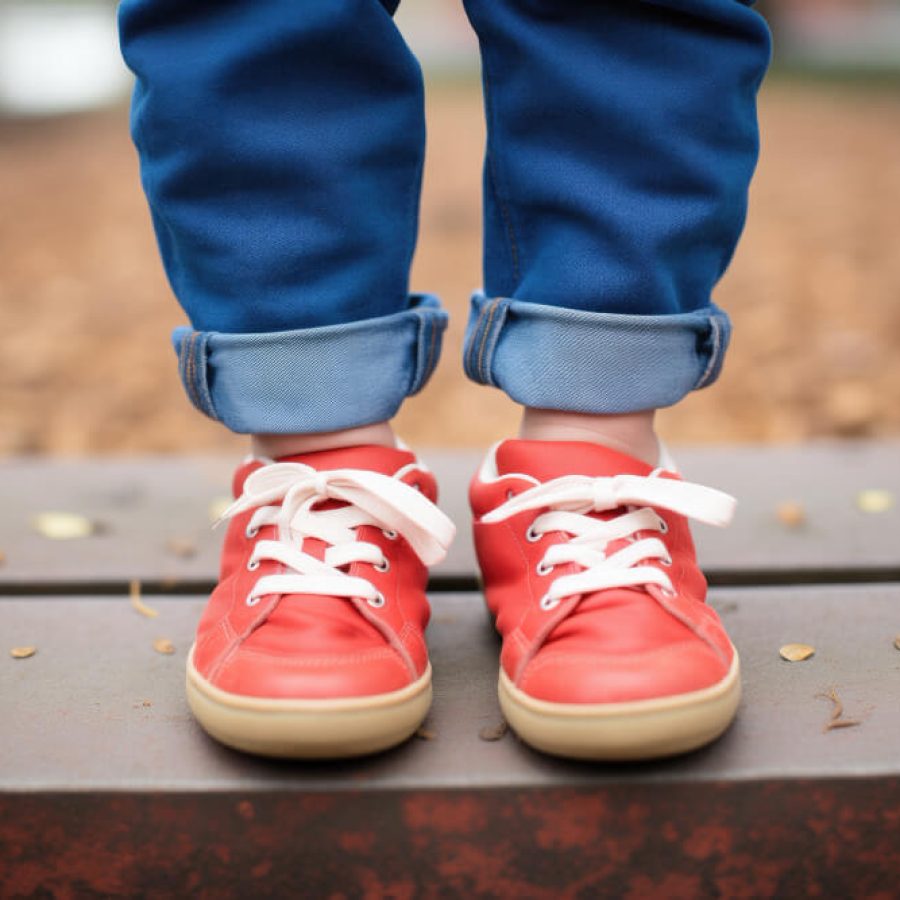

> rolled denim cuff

[
  {"left": 173, "top": 293, "right": 447, "bottom": 434},
  {"left": 462, "top": 291, "right": 731, "bottom": 413}
]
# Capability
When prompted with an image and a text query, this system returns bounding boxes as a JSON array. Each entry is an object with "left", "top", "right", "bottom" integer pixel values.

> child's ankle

[
  {"left": 252, "top": 421, "right": 396, "bottom": 459},
  {"left": 518, "top": 408, "right": 660, "bottom": 467}
]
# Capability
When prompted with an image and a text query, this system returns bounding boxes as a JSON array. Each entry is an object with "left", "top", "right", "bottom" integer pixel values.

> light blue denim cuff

[
  {"left": 173, "top": 293, "right": 447, "bottom": 434},
  {"left": 462, "top": 291, "right": 731, "bottom": 413}
]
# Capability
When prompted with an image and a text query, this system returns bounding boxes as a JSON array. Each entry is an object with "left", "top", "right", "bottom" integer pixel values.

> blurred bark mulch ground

[{"left": 1, "top": 80, "right": 898, "bottom": 456}]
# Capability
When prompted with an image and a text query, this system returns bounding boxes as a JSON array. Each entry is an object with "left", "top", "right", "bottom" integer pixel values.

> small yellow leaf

[
  {"left": 31, "top": 512, "right": 94, "bottom": 540},
  {"left": 893, "top": 634, "right": 900, "bottom": 651},
  {"left": 856, "top": 489, "right": 894, "bottom": 514},
  {"left": 775, "top": 501, "right": 806, "bottom": 529},
  {"left": 153, "top": 638, "right": 175, "bottom": 655},
  {"left": 10, "top": 646, "right": 36, "bottom": 659},
  {"left": 779, "top": 642, "right": 815, "bottom": 662}
]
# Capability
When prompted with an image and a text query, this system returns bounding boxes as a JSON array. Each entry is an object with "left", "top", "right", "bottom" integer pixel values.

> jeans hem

[
  {"left": 462, "top": 291, "right": 731, "bottom": 414},
  {"left": 173, "top": 293, "right": 447, "bottom": 434}
]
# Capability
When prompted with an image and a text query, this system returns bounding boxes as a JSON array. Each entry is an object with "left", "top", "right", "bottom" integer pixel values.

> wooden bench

[{"left": 3, "top": 443, "right": 899, "bottom": 896}]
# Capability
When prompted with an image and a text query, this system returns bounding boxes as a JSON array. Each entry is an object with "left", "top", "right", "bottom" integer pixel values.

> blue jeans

[{"left": 119, "top": 0, "right": 771, "bottom": 434}]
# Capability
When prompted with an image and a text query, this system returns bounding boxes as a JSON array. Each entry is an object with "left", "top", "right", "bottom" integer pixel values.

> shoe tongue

[
  {"left": 234, "top": 444, "right": 416, "bottom": 496},
  {"left": 275, "top": 444, "right": 416, "bottom": 476},
  {"left": 494, "top": 439, "right": 656, "bottom": 483}
]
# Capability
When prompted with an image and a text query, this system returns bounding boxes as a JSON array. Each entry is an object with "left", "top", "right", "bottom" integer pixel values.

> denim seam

[
  {"left": 424, "top": 315, "right": 438, "bottom": 381},
  {"left": 481, "top": 53, "right": 522, "bottom": 287},
  {"left": 465, "top": 299, "right": 491, "bottom": 379},
  {"left": 477, "top": 298, "right": 501, "bottom": 385},
  {"left": 184, "top": 331, "right": 200, "bottom": 411},
  {"left": 480, "top": 297, "right": 508, "bottom": 386},
  {"left": 194, "top": 334, "right": 218, "bottom": 418},
  {"left": 696, "top": 316, "right": 722, "bottom": 389}
]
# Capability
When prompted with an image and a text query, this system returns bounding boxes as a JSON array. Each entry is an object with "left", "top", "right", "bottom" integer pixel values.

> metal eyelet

[
  {"left": 660, "top": 555, "right": 673, "bottom": 568},
  {"left": 245, "top": 594, "right": 260, "bottom": 607},
  {"left": 382, "top": 529, "right": 398, "bottom": 540},
  {"left": 658, "top": 517, "right": 669, "bottom": 535},
  {"left": 245, "top": 524, "right": 260, "bottom": 539},
  {"left": 367, "top": 592, "right": 386, "bottom": 609},
  {"left": 525, "top": 525, "right": 542, "bottom": 543},
  {"left": 539, "top": 594, "right": 560, "bottom": 611},
  {"left": 246, "top": 559, "right": 260, "bottom": 571},
  {"left": 374, "top": 558, "right": 390, "bottom": 573},
  {"left": 536, "top": 560, "right": 553, "bottom": 576},
  {"left": 506, "top": 489, "right": 515, "bottom": 501}
]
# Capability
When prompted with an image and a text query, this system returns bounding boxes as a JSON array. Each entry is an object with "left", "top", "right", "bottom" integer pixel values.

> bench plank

[
  {"left": 4, "top": 585, "right": 900, "bottom": 895},
  {"left": 3, "top": 585, "right": 899, "bottom": 791},
  {"left": 1, "top": 442, "right": 897, "bottom": 587}
]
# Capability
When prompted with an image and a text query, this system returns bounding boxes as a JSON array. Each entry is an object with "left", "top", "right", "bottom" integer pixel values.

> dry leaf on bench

[
  {"left": 166, "top": 537, "right": 197, "bottom": 559},
  {"left": 779, "top": 643, "right": 815, "bottom": 662},
  {"left": 31, "top": 511, "right": 94, "bottom": 540},
  {"left": 856, "top": 489, "right": 894, "bottom": 514},
  {"left": 129, "top": 580, "right": 158, "bottom": 619},
  {"left": 775, "top": 501, "right": 806, "bottom": 529},
  {"left": 10, "top": 646, "right": 36, "bottom": 659},
  {"left": 153, "top": 638, "right": 175, "bottom": 655}
]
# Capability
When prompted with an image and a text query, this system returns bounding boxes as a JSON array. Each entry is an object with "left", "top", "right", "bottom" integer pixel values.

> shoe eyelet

[
  {"left": 506, "top": 489, "right": 515, "bottom": 501},
  {"left": 525, "top": 525, "right": 542, "bottom": 543},
  {"left": 246, "top": 558, "right": 260, "bottom": 571},
  {"left": 660, "top": 555, "right": 673, "bottom": 568},
  {"left": 382, "top": 529, "right": 398, "bottom": 540},
  {"left": 245, "top": 594, "right": 260, "bottom": 607},
  {"left": 658, "top": 517, "right": 669, "bottom": 535},
  {"left": 539, "top": 594, "right": 560, "bottom": 611},
  {"left": 245, "top": 524, "right": 260, "bottom": 539},
  {"left": 536, "top": 560, "right": 553, "bottom": 576},
  {"left": 367, "top": 592, "right": 386, "bottom": 609},
  {"left": 374, "top": 558, "right": 390, "bottom": 573}
]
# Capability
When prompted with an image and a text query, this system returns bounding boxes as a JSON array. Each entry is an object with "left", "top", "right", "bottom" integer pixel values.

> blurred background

[{"left": 1, "top": 0, "right": 898, "bottom": 456}]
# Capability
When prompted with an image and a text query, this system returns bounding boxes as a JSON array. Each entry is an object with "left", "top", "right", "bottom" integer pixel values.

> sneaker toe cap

[
  {"left": 209, "top": 646, "right": 414, "bottom": 701},
  {"left": 516, "top": 640, "right": 733, "bottom": 705}
]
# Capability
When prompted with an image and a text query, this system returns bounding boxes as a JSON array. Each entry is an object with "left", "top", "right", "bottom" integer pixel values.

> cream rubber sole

[
  {"left": 186, "top": 648, "right": 432, "bottom": 759},
  {"left": 499, "top": 650, "right": 741, "bottom": 761}
]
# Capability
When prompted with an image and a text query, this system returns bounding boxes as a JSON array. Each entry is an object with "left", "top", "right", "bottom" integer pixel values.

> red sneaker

[
  {"left": 186, "top": 444, "right": 455, "bottom": 758},
  {"left": 470, "top": 439, "right": 739, "bottom": 761}
]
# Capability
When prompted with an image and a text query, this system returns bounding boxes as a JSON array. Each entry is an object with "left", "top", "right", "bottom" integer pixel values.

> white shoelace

[
  {"left": 482, "top": 471, "right": 736, "bottom": 610},
  {"left": 217, "top": 462, "right": 456, "bottom": 609}
]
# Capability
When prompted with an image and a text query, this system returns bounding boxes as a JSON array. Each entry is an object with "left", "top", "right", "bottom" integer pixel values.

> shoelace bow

[
  {"left": 482, "top": 471, "right": 736, "bottom": 609},
  {"left": 218, "top": 462, "right": 456, "bottom": 608}
]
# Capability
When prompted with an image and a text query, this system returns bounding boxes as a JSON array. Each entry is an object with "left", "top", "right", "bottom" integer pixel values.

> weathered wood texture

[
  {"left": 4, "top": 587, "right": 898, "bottom": 791},
  {"left": 3, "top": 586, "right": 899, "bottom": 895},
  {"left": 1, "top": 441, "right": 898, "bottom": 588}
]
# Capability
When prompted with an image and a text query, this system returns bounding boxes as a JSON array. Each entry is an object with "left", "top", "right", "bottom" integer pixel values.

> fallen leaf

[
  {"left": 779, "top": 643, "right": 815, "bottom": 662},
  {"left": 31, "top": 511, "right": 94, "bottom": 540},
  {"left": 208, "top": 497, "right": 232, "bottom": 523},
  {"left": 817, "top": 687, "right": 862, "bottom": 732},
  {"left": 129, "top": 579, "right": 158, "bottom": 619},
  {"left": 478, "top": 721, "right": 508, "bottom": 742},
  {"left": 856, "top": 489, "right": 894, "bottom": 514},
  {"left": 165, "top": 537, "right": 197, "bottom": 559},
  {"left": 415, "top": 726, "right": 436, "bottom": 741},
  {"left": 825, "top": 718, "right": 862, "bottom": 731},
  {"left": 894, "top": 635, "right": 900, "bottom": 651},
  {"left": 775, "top": 501, "right": 806, "bottom": 528},
  {"left": 153, "top": 638, "right": 175, "bottom": 655},
  {"left": 10, "top": 646, "right": 36, "bottom": 659}
]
